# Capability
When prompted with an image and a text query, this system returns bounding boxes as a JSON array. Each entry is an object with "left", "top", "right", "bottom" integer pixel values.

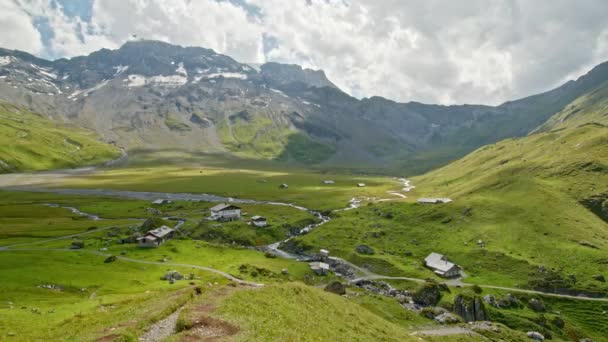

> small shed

[
  {"left": 323, "top": 180, "right": 335, "bottom": 184},
  {"left": 309, "top": 261, "right": 330, "bottom": 275},
  {"left": 210, "top": 203, "right": 241, "bottom": 221},
  {"left": 319, "top": 249, "right": 330, "bottom": 258},
  {"left": 251, "top": 215, "right": 268, "bottom": 227},
  {"left": 424, "top": 252, "right": 460, "bottom": 278},
  {"left": 417, "top": 198, "right": 452, "bottom": 204},
  {"left": 357, "top": 183, "right": 366, "bottom": 187},
  {"left": 137, "top": 226, "right": 175, "bottom": 248}
]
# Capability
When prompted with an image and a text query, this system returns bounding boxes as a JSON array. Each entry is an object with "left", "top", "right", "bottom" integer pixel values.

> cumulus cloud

[
  {"left": 5, "top": 0, "right": 608, "bottom": 105},
  {"left": 0, "top": 1, "right": 44, "bottom": 54}
]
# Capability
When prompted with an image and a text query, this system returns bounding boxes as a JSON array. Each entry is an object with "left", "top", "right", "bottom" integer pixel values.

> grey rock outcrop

[{"left": 453, "top": 295, "right": 487, "bottom": 322}]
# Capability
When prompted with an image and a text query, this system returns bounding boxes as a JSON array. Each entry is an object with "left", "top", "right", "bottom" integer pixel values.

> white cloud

[
  {"left": 0, "top": 1, "right": 44, "bottom": 54},
  {"left": 5, "top": 0, "right": 608, "bottom": 105}
]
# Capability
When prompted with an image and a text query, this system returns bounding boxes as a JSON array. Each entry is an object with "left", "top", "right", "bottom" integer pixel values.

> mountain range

[{"left": 1, "top": 40, "right": 608, "bottom": 173}]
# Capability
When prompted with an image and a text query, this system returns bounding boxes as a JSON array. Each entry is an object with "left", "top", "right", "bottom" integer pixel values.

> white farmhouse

[
  {"left": 210, "top": 203, "right": 241, "bottom": 221},
  {"left": 424, "top": 252, "right": 461, "bottom": 278},
  {"left": 309, "top": 261, "right": 330, "bottom": 275},
  {"left": 251, "top": 215, "right": 267, "bottom": 227}
]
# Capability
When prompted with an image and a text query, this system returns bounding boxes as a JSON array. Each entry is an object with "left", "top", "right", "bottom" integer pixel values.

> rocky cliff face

[
  {"left": 1, "top": 40, "right": 607, "bottom": 172},
  {"left": 453, "top": 295, "right": 487, "bottom": 322}
]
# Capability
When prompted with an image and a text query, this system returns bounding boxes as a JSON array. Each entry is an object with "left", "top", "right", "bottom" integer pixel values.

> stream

[{"left": 2, "top": 175, "right": 411, "bottom": 260}]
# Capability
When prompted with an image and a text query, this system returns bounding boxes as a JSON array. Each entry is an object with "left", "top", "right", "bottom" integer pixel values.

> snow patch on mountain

[
  {"left": 113, "top": 65, "right": 129, "bottom": 76},
  {"left": 0, "top": 56, "right": 14, "bottom": 66},
  {"left": 175, "top": 63, "right": 187, "bottom": 76},
  {"left": 270, "top": 88, "right": 289, "bottom": 97},
  {"left": 30, "top": 64, "right": 57, "bottom": 79},
  {"left": 126, "top": 74, "right": 188, "bottom": 87},
  {"left": 68, "top": 80, "right": 110, "bottom": 99}
]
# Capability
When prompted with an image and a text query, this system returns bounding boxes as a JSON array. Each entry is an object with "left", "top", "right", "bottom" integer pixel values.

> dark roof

[{"left": 251, "top": 215, "right": 266, "bottom": 221}]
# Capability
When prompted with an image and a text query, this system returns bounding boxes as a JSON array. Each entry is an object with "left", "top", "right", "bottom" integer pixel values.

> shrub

[{"left": 471, "top": 284, "right": 483, "bottom": 294}]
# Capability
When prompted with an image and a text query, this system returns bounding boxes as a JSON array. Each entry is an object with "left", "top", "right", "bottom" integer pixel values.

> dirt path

[
  {"left": 139, "top": 308, "right": 184, "bottom": 342},
  {"left": 410, "top": 326, "right": 478, "bottom": 337}
]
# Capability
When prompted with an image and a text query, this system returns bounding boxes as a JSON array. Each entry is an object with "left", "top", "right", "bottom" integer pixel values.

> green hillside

[
  {"left": 0, "top": 102, "right": 120, "bottom": 173},
  {"left": 288, "top": 122, "right": 608, "bottom": 293},
  {"left": 536, "top": 81, "right": 608, "bottom": 132}
]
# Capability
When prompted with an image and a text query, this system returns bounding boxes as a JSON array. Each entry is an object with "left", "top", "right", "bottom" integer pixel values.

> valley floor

[{"left": 0, "top": 158, "right": 606, "bottom": 341}]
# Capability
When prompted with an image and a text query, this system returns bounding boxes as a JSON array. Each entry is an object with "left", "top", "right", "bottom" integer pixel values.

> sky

[{"left": 1, "top": 0, "right": 608, "bottom": 105}]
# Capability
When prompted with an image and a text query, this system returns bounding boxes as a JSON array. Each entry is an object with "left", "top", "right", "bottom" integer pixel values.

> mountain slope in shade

[
  {"left": 535, "top": 79, "right": 608, "bottom": 132},
  {"left": 0, "top": 102, "right": 120, "bottom": 173},
  {"left": 1, "top": 40, "right": 608, "bottom": 173}
]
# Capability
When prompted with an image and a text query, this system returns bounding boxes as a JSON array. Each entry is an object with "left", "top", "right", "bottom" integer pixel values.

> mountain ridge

[{"left": 1, "top": 40, "right": 607, "bottom": 173}]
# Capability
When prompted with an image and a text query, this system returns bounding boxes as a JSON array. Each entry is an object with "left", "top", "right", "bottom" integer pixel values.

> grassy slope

[
  {"left": 0, "top": 102, "right": 120, "bottom": 173},
  {"left": 290, "top": 124, "right": 608, "bottom": 292}
]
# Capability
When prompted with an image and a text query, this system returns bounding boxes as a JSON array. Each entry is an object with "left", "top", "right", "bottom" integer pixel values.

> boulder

[
  {"left": 527, "top": 331, "right": 545, "bottom": 341},
  {"left": 324, "top": 281, "right": 346, "bottom": 295},
  {"left": 281, "top": 268, "right": 289, "bottom": 275},
  {"left": 528, "top": 298, "right": 545, "bottom": 312},
  {"left": 355, "top": 244, "right": 375, "bottom": 255},
  {"left": 592, "top": 274, "right": 606, "bottom": 282},
  {"left": 453, "top": 295, "right": 487, "bottom": 322},
  {"left": 551, "top": 316, "right": 565, "bottom": 328},
  {"left": 145, "top": 207, "right": 162, "bottom": 216},
  {"left": 163, "top": 270, "right": 184, "bottom": 281},
  {"left": 103, "top": 255, "right": 117, "bottom": 263},
  {"left": 434, "top": 312, "right": 461, "bottom": 324},
  {"left": 413, "top": 282, "right": 441, "bottom": 306},
  {"left": 483, "top": 294, "right": 496, "bottom": 307}
]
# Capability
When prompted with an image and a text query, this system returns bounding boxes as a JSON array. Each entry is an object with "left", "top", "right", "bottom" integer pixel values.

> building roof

[
  {"left": 417, "top": 197, "right": 452, "bottom": 204},
  {"left": 424, "top": 252, "right": 458, "bottom": 273},
  {"left": 210, "top": 203, "right": 241, "bottom": 212},
  {"left": 323, "top": 180, "right": 335, "bottom": 184},
  {"left": 152, "top": 199, "right": 172, "bottom": 205},
  {"left": 146, "top": 226, "right": 174, "bottom": 239},
  {"left": 309, "top": 261, "right": 330, "bottom": 270},
  {"left": 251, "top": 215, "right": 266, "bottom": 221}
]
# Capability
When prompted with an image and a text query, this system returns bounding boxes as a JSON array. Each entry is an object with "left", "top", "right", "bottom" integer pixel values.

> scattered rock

[
  {"left": 163, "top": 270, "right": 184, "bottom": 281},
  {"left": 527, "top": 298, "right": 545, "bottom": 312},
  {"left": 551, "top": 316, "right": 565, "bottom": 328},
  {"left": 70, "top": 240, "right": 84, "bottom": 249},
  {"left": 483, "top": 294, "right": 496, "bottom": 307},
  {"left": 324, "top": 281, "right": 346, "bottom": 295},
  {"left": 354, "top": 280, "right": 410, "bottom": 301},
  {"left": 281, "top": 268, "right": 289, "bottom": 275},
  {"left": 434, "top": 312, "right": 461, "bottom": 324},
  {"left": 145, "top": 207, "right": 162, "bottom": 216},
  {"left": 527, "top": 331, "right": 545, "bottom": 341},
  {"left": 592, "top": 274, "right": 606, "bottom": 282},
  {"left": 355, "top": 244, "right": 375, "bottom": 255},
  {"left": 104, "top": 255, "right": 117, "bottom": 263}
]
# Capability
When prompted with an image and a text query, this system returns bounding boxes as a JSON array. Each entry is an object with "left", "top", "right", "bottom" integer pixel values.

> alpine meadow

[{"left": 0, "top": 1, "right": 607, "bottom": 341}]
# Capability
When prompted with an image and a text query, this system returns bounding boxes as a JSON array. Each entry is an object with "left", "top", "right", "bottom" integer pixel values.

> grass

[
  {"left": 0, "top": 250, "right": 215, "bottom": 341},
  {"left": 28, "top": 165, "right": 399, "bottom": 210},
  {"left": 211, "top": 282, "right": 417, "bottom": 341},
  {"left": 0, "top": 102, "right": 120, "bottom": 173},
  {"left": 286, "top": 124, "right": 608, "bottom": 294}
]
